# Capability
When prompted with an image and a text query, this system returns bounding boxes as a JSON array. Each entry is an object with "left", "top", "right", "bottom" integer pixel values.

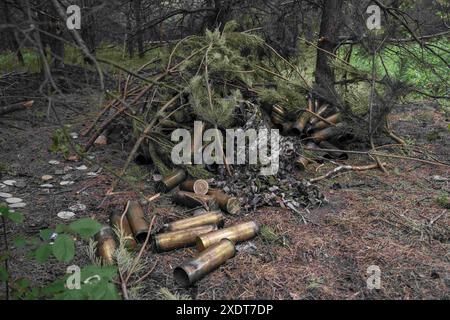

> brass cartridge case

[
  {"left": 292, "top": 112, "right": 311, "bottom": 134},
  {"left": 319, "top": 141, "right": 349, "bottom": 160},
  {"left": 271, "top": 105, "right": 285, "bottom": 124},
  {"left": 295, "top": 156, "right": 310, "bottom": 170},
  {"left": 110, "top": 212, "right": 137, "bottom": 250},
  {"left": 166, "top": 211, "right": 224, "bottom": 231},
  {"left": 313, "top": 113, "right": 341, "bottom": 131},
  {"left": 208, "top": 189, "right": 240, "bottom": 215},
  {"left": 174, "top": 239, "right": 236, "bottom": 287},
  {"left": 180, "top": 179, "right": 209, "bottom": 195},
  {"left": 271, "top": 114, "right": 284, "bottom": 125},
  {"left": 196, "top": 221, "right": 259, "bottom": 251},
  {"left": 156, "top": 168, "right": 187, "bottom": 193},
  {"left": 311, "top": 123, "right": 345, "bottom": 143},
  {"left": 173, "top": 191, "right": 219, "bottom": 210},
  {"left": 126, "top": 201, "right": 149, "bottom": 243},
  {"left": 281, "top": 122, "right": 294, "bottom": 135},
  {"left": 309, "top": 104, "right": 330, "bottom": 125},
  {"left": 94, "top": 226, "right": 117, "bottom": 266},
  {"left": 154, "top": 225, "right": 217, "bottom": 252}
]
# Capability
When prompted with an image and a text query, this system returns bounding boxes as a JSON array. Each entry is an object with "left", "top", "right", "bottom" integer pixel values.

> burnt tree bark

[{"left": 314, "top": 0, "right": 344, "bottom": 102}]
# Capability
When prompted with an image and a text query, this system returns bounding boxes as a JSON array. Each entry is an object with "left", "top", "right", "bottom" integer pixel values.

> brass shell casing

[
  {"left": 156, "top": 169, "right": 187, "bottom": 193},
  {"left": 94, "top": 226, "right": 117, "bottom": 266},
  {"left": 154, "top": 225, "right": 217, "bottom": 252},
  {"left": 309, "top": 104, "right": 330, "bottom": 125},
  {"left": 295, "top": 156, "right": 310, "bottom": 170},
  {"left": 174, "top": 239, "right": 236, "bottom": 287},
  {"left": 110, "top": 212, "right": 137, "bottom": 250},
  {"left": 292, "top": 112, "right": 311, "bottom": 134},
  {"left": 208, "top": 189, "right": 240, "bottom": 215},
  {"left": 311, "top": 123, "right": 345, "bottom": 143},
  {"left": 173, "top": 191, "right": 219, "bottom": 210},
  {"left": 319, "top": 141, "right": 349, "bottom": 160},
  {"left": 312, "top": 113, "right": 341, "bottom": 131},
  {"left": 166, "top": 211, "right": 224, "bottom": 232},
  {"left": 180, "top": 179, "right": 210, "bottom": 195},
  {"left": 196, "top": 221, "right": 259, "bottom": 251},
  {"left": 126, "top": 201, "right": 149, "bottom": 243}
]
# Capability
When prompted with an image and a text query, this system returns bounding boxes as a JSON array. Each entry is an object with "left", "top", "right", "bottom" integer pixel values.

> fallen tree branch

[
  {"left": 310, "top": 162, "right": 386, "bottom": 183},
  {"left": 0, "top": 100, "right": 34, "bottom": 116}
]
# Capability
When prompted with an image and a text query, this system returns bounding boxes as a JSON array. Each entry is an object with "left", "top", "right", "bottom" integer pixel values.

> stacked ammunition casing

[
  {"left": 156, "top": 168, "right": 187, "bottom": 193},
  {"left": 312, "top": 113, "right": 341, "bottom": 131},
  {"left": 311, "top": 122, "right": 345, "bottom": 143},
  {"left": 110, "top": 212, "right": 137, "bottom": 250},
  {"left": 295, "top": 156, "right": 310, "bottom": 170},
  {"left": 271, "top": 105, "right": 285, "bottom": 125},
  {"left": 166, "top": 211, "right": 224, "bottom": 231},
  {"left": 94, "top": 226, "right": 117, "bottom": 266},
  {"left": 173, "top": 191, "right": 219, "bottom": 210},
  {"left": 180, "top": 179, "right": 209, "bottom": 195},
  {"left": 174, "top": 239, "right": 236, "bottom": 287},
  {"left": 126, "top": 201, "right": 149, "bottom": 243},
  {"left": 196, "top": 221, "right": 259, "bottom": 251},
  {"left": 154, "top": 225, "right": 217, "bottom": 252},
  {"left": 291, "top": 98, "right": 314, "bottom": 134},
  {"left": 319, "top": 141, "right": 349, "bottom": 160},
  {"left": 309, "top": 104, "right": 329, "bottom": 125},
  {"left": 207, "top": 189, "right": 240, "bottom": 215}
]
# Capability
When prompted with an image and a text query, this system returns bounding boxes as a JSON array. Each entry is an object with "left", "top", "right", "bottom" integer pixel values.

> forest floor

[{"left": 0, "top": 70, "right": 448, "bottom": 300}]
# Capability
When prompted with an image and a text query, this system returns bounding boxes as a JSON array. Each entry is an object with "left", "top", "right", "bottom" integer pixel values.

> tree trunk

[
  {"left": 81, "top": 0, "right": 97, "bottom": 56},
  {"left": 314, "top": 0, "right": 343, "bottom": 102},
  {"left": 133, "top": 0, "right": 144, "bottom": 58},
  {"left": 125, "top": 1, "right": 134, "bottom": 58},
  {"left": 1, "top": 0, "right": 24, "bottom": 65}
]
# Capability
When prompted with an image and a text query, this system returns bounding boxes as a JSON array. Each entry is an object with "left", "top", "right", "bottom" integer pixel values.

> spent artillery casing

[
  {"left": 110, "top": 212, "right": 137, "bottom": 249},
  {"left": 313, "top": 113, "right": 341, "bottom": 131},
  {"left": 174, "top": 239, "right": 236, "bottom": 287},
  {"left": 166, "top": 211, "right": 224, "bottom": 231},
  {"left": 196, "top": 221, "right": 259, "bottom": 251},
  {"left": 126, "top": 201, "right": 149, "bottom": 243},
  {"left": 311, "top": 123, "right": 345, "bottom": 143},
  {"left": 208, "top": 189, "right": 241, "bottom": 215},
  {"left": 295, "top": 156, "right": 310, "bottom": 170},
  {"left": 173, "top": 191, "right": 219, "bottom": 210},
  {"left": 309, "top": 104, "right": 330, "bottom": 125},
  {"left": 180, "top": 179, "right": 209, "bottom": 195},
  {"left": 94, "top": 226, "right": 117, "bottom": 266},
  {"left": 292, "top": 111, "right": 311, "bottom": 134},
  {"left": 154, "top": 225, "right": 217, "bottom": 252},
  {"left": 319, "top": 141, "right": 349, "bottom": 160},
  {"left": 271, "top": 105, "right": 285, "bottom": 124},
  {"left": 156, "top": 168, "right": 187, "bottom": 193}
]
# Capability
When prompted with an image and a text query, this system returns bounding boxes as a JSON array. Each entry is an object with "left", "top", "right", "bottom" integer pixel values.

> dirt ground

[{"left": 0, "top": 71, "right": 448, "bottom": 300}]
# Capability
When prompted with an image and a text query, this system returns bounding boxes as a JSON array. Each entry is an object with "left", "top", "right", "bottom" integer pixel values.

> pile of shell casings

[
  {"left": 269, "top": 97, "right": 348, "bottom": 170},
  {"left": 155, "top": 169, "right": 259, "bottom": 287},
  {"left": 94, "top": 200, "right": 150, "bottom": 264}
]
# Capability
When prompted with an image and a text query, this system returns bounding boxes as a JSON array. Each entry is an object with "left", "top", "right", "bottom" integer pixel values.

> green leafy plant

[{"left": 0, "top": 203, "right": 121, "bottom": 300}]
